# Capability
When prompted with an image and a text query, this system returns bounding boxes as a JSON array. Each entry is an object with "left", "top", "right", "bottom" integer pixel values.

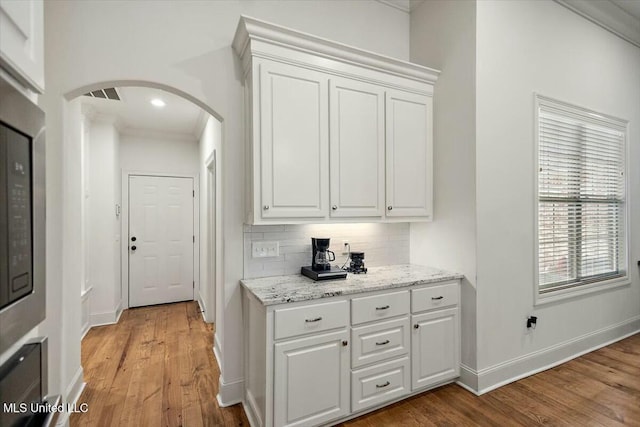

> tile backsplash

[{"left": 243, "top": 223, "right": 410, "bottom": 279}]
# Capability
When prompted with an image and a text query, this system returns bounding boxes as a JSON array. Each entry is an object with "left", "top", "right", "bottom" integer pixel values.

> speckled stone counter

[{"left": 240, "top": 264, "right": 464, "bottom": 306}]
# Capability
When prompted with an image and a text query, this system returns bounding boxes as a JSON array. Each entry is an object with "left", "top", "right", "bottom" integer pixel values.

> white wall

[
  {"left": 42, "top": 0, "right": 409, "bottom": 403},
  {"left": 474, "top": 0, "right": 640, "bottom": 390},
  {"left": 86, "top": 117, "right": 122, "bottom": 325},
  {"left": 198, "top": 116, "right": 222, "bottom": 324},
  {"left": 120, "top": 131, "right": 199, "bottom": 175},
  {"left": 409, "top": 0, "right": 478, "bottom": 374}
]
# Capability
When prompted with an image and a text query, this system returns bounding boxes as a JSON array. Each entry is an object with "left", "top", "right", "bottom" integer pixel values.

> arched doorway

[{"left": 58, "top": 81, "right": 226, "bottom": 422}]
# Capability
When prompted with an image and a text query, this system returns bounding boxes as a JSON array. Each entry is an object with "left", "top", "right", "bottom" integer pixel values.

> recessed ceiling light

[{"left": 150, "top": 98, "right": 166, "bottom": 108}]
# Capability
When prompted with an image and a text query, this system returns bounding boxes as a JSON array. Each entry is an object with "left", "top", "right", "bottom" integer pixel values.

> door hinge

[
  {"left": 193, "top": 235, "right": 195, "bottom": 243},
  {"left": 193, "top": 281, "right": 195, "bottom": 288},
  {"left": 193, "top": 190, "right": 195, "bottom": 197}
]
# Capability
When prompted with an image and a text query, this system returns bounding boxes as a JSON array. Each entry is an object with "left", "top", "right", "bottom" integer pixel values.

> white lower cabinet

[
  {"left": 274, "top": 330, "right": 350, "bottom": 427},
  {"left": 411, "top": 307, "right": 460, "bottom": 390},
  {"left": 243, "top": 279, "right": 460, "bottom": 427}
]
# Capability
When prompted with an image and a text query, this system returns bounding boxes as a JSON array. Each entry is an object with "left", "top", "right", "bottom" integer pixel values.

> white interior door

[{"left": 129, "top": 175, "right": 194, "bottom": 307}]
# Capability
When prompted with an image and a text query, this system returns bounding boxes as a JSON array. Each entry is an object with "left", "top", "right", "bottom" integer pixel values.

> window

[{"left": 536, "top": 95, "right": 628, "bottom": 297}]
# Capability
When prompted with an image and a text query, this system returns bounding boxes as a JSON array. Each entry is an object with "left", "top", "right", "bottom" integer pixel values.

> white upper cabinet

[
  {"left": 234, "top": 16, "right": 439, "bottom": 224},
  {"left": 0, "top": 0, "right": 44, "bottom": 93},
  {"left": 386, "top": 91, "right": 433, "bottom": 218},
  {"left": 329, "top": 78, "right": 384, "bottom": 218},
  {"left": 258, "top": 61, "right": 329, "bottom": 219}
]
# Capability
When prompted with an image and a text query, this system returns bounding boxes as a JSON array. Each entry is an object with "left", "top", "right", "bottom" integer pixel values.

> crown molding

[
  {"left": 375, "top": 0, "right": 410, "bottom": 14},
  {"left": 555, "top": 0, "right": 640, "bottom": 48},
  {"left": 232, "top": 15, "right": 439, "bottom": 85}
]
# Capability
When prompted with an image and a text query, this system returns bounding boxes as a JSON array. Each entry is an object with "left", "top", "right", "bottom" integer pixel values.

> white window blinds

[{"left": 537, "top": 96, "right": 627, "bottom": 294}]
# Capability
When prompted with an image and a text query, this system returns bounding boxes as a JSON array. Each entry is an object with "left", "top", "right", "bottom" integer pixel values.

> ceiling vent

[{"left": 83, "top": 87, "right": 121, "bottom": 101}]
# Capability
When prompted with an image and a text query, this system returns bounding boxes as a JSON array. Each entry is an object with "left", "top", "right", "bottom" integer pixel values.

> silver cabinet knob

[
  {"left": 263, "top": 205, "right": 269, "bottom": 210},
  {"left": 332, "top": 205, "right": 337, "bottom": 210},
  {"left": 387, "top": 206, "right": 393, "bottom": 211}
]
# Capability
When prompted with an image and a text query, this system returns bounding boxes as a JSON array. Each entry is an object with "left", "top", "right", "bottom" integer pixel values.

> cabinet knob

[
  {"left": 342, "top": 340, "right": 348, "bottom": 346},
  {"left": 387, "top": 206, "right": 393, "bottom": 211},
  {"left": 332, "top": 205, "right": 337, "bottom": 210},
  {"left": 414, "top": 324, "right": 420, "bottom": 329},
  {"left": 263, "top": 205, "right": 270, "bottom": 210}
]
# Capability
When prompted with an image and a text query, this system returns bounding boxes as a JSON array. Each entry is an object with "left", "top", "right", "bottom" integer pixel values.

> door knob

[
  {"left": 131, "top": 245, "right": 137, "bottom": 251},
  {"left": 131, "top": 236, "right": 137, "bottom": 242}
]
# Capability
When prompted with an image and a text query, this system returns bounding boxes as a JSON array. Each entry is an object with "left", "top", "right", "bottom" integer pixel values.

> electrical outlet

[
  {"left": 252, "top": 241, "right": 279, "bottom": 258},
  {"left": 342, "top": 240, "right": 350, "bottom": 255}
]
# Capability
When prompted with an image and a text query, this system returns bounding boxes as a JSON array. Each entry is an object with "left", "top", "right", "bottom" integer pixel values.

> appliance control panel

[{"left": 0, "top": 123, "right": 33, "bottom": 308}]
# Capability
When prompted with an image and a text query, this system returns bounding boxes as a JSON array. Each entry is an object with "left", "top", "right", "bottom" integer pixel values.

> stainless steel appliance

[
  {"left": 301, "top": 237, "right": 347, "bottom": 281},
  {"left": 0, "top": 76, "right": 46, "bottom": 354},
  {"left": 0, "top": 337, "right": 59, "bottom": 427}
]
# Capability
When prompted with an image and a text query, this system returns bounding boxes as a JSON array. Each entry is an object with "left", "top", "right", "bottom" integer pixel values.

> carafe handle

[{"left": 327, "top": 250, "right": 336, "bottom": 262}]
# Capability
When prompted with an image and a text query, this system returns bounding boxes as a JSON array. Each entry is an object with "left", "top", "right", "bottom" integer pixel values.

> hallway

[{"left": 71, "top": 302, "right": 248, "bottom": 426}]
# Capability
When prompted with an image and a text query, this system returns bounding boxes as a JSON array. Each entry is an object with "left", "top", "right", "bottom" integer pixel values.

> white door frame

[
  {"left": 203, "top": 150, "right": 219, "bottom": 323},
  {"left": 121, "top": 170, "right": 200, "bottom": 309}
]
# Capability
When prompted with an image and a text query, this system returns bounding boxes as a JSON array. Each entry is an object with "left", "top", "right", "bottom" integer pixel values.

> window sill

[{"left": 534, "top": 275, "right": 630, "bottom": 306}]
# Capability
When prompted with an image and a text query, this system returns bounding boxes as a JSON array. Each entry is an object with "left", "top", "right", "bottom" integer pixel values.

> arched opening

[{"left": 60, "top": 80, "right": 228, "bottom": 423}]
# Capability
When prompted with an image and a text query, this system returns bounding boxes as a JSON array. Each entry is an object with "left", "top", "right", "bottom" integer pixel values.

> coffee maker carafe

[
  {"left": 311, "top": 238, "right": 335, "bottom": 271},
  {"left": 301, "top": 237, "right": 347, "bottom": 281}
]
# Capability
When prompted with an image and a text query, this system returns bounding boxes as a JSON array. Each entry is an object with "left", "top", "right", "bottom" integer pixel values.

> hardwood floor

[
  {"left": 341, "top": 333, "right": 640, "bottom": 427},
  {"left": 72, "top": 302, "right": 639, "bottom": 426},
  {"left": 70, "top": 302, "right": 248, "bottom": 427}
]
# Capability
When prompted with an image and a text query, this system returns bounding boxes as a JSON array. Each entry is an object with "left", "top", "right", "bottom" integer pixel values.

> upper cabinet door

[
  {"left": 0, "top": 0, "right": 44, "bottom": 93},
  {"left": 385, "top": 91, "right": 433, "bottom": 218},
  {"left": 329, "top": 78, "right": 384, "bottom": 218},
  {"left": 259, "top": 61, "right": 329, "bottom": 219}
]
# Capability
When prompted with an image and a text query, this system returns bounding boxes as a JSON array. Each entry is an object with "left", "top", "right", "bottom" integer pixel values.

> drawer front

[
  {"left": 351, "top": 317, "right": 409, "bottom": 369},
  {"left": 352, "top": 290, "right": 409, "bottom": 325},
  {"left": 274, "top": 300, "right": 348, "bottom": 340},
  {"left": 411, "top": 282, "right": 459, "bottom": 313},
  {"left": 351, "top": 357, "right": 410, "bottom": 412}
]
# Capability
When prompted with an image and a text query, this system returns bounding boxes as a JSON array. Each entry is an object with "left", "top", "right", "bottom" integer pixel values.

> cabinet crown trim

[{"left": 232, "top": 15, "right": 440, "bottom": 84}]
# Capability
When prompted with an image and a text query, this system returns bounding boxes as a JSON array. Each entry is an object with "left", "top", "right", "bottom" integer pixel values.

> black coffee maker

[
  {"left": 301, "top": 237, "right": 347, "bottom": 281},
  {"left": 311, "top": 238, "right": 334, "bottom": 271}
]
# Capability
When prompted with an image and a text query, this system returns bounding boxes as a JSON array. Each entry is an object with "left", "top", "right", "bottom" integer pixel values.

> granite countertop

[{"left": 240, "top": 264, "right": 464, "bottom": 306}]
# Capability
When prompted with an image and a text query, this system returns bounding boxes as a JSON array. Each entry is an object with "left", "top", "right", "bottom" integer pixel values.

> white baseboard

[
  {"left": 213, "top": 332, "right": 244, "bottom": 406},
  {"left": 457, "top": 364, "right": 479, "bottom": 395},
  {"left": 80, "top": 322, "right": 90, "bottom": 341},
  {"left": 114, "top": 301, "right": 123, "bottom": 323},
  {"left": 56, "top": 367, "right": 85, "bottom": 426},
  {"left": 197, "top": 293, "right": 214, "bottom": 323},
  {"left": 213, "top": 332, "right": 222, "bottom": 369},
  {"left": 89, "top": 307, "right": 122, "bottom": 328},
  {"left": 468, "top": 316, "right": 640, "bottom": 394},
  {"left": 243, "top": 390, "right": 262, "bottom": 427},
  {"left": 216, "top": 375, "right": 244, "bottom": 407}
]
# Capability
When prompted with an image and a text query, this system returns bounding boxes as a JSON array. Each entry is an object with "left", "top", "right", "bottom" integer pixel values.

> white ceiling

[
  {"left": 612, "top": 0, "right": 640, "bottom": 19},
  {"left": 81, "top": 87, "right": 204, "bottom": 138}
]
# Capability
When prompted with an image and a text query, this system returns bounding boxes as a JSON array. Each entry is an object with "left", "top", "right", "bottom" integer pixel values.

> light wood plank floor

[
  {"left": 71, "top": 301, "right": 248, "bottom": 427},
  {"left": 72, "top": 302, "right": 639, "bottom": 426}
]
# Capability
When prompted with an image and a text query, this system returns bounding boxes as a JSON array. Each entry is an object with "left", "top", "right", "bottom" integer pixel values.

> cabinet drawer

[
  {"left": 274, "top": 300, "right": 348, "bottom": 340},
  {"left": 351, "top": 357, "right": 410, "bottom": 412},
  {"left": 351, "top": 317, "right": 409, "bottom": 369},
  {"left": 352, "top": 290, "right": 409, "bottom": 325},
  {"left": 411, "top": 282, "right": 458, "bottom": 313}
]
